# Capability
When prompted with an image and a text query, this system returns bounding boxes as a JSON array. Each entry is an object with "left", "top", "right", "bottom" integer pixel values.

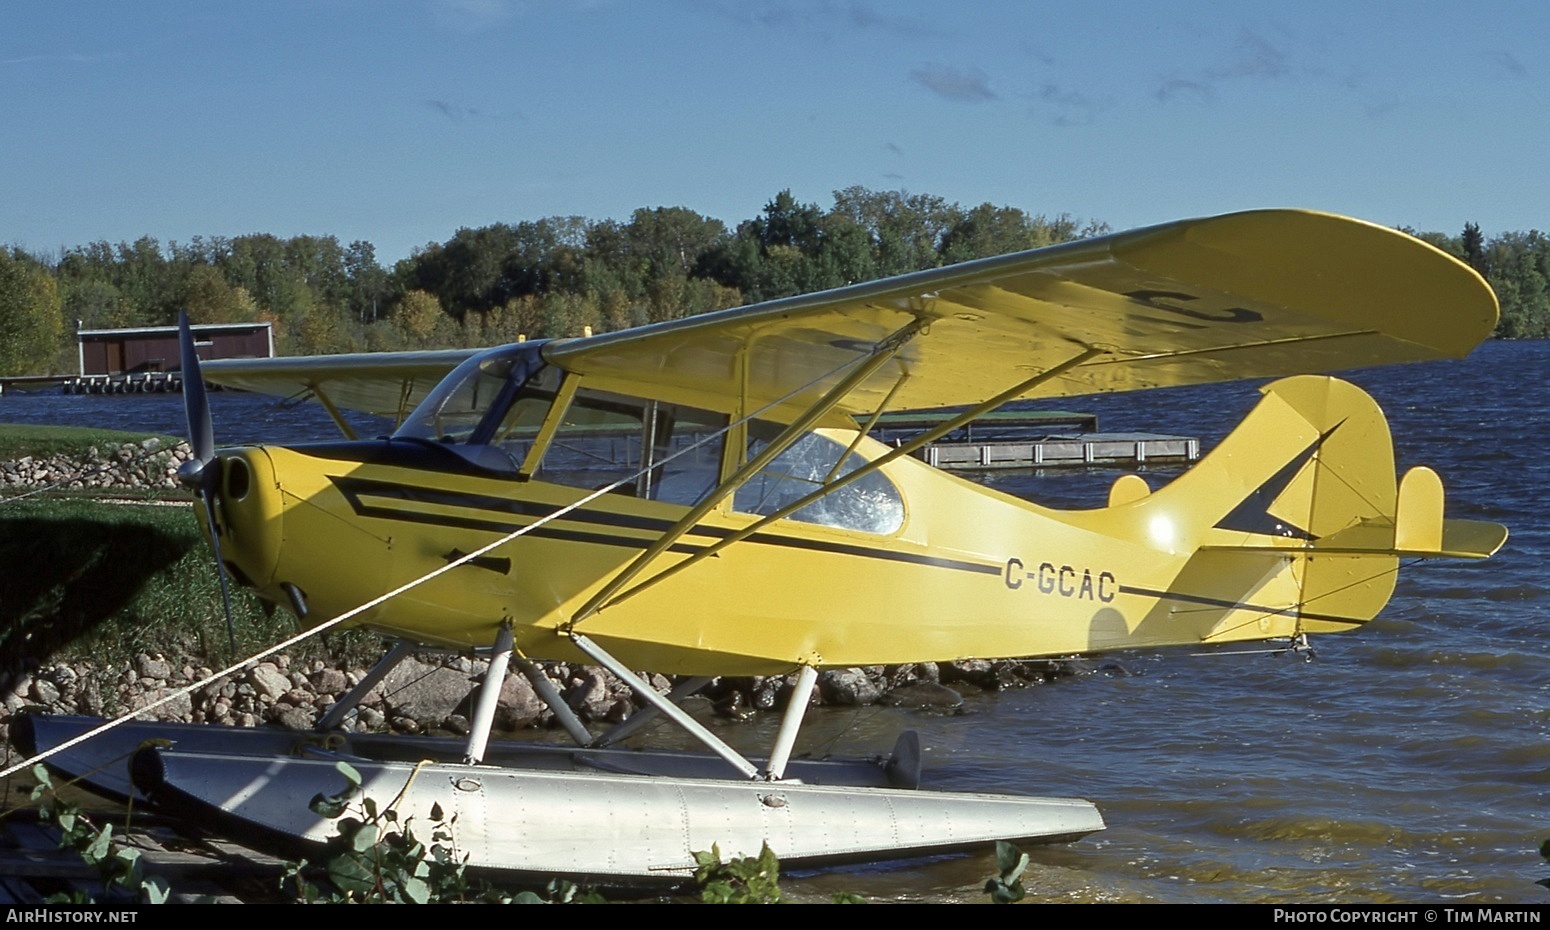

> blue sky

[{"left": 4, "top": 1, "right": 1546, "bottom": 264}]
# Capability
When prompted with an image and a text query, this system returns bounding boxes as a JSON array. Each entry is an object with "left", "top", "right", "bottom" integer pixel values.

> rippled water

[{"left": 2, "top": 341, "right": 1545, "bottom": 903}]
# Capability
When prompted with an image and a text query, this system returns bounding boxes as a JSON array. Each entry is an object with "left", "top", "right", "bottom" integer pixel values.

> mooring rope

[{"left": 1, "top": 347, "right": 881, "bottom": 783}]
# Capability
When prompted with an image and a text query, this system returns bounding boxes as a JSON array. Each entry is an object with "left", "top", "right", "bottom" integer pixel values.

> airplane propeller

[{"left": 176, "top": 312, "right": 239, "bottom": 652}]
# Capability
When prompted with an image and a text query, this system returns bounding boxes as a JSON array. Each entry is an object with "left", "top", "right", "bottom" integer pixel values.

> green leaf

[
  {"left": 334, "top": 760, "right": 363, "bottom": 788},
  {"left": 327, "top": 853, "right": 378, "bottom": 896},
  {"left": 349, "top": 822, "right": 381, "bottom": 853},
  {"left": 403, "top": 876, "right": 431, "bottom": 904},
  {"left": 309, "top": 791, "right": 350, "bottom": 819},
  {"left": 143, "top": 877, "right": 170, "bottom": 905}
]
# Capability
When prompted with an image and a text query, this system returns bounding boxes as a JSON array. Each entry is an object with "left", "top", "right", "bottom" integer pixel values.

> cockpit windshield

[{"left": 393, "top": 344, "right": 554, "bottom": 470}]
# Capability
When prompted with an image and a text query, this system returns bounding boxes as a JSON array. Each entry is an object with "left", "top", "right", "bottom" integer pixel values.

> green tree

[
  {"left": 1462, "top": 222, "right": 1485, "bottom": 273},
  {"left": 0, "top": 249, "right": 66, "bottom": 375},
  {"left": 831, "top": 186, "right": 960, "bottom": 276},
  {"left": 344, "top": 240, "right": 390, "bottom": 324},
  {"left": 182, "top": 264, "right": 258, "bottom": 324},
  {"left": 60, "top": 278, "right": 132, "bottom": 329}
]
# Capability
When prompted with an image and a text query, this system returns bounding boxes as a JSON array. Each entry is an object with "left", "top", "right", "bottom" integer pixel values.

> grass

[
  {"left": 2, "top": 497, "right": 272, "bottom": 665},
  {"left": 0, "top": 425, "right": 379, "bottom": 678},
  {"left": 0, "top": 424, "right": 179, "bottom": 462}
]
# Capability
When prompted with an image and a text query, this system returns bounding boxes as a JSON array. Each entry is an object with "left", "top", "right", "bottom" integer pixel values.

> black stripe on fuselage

[
  {"left": 327, "top": 474, "right": 1003, "bottom": 576},
  {"left": 1118, "top": 584, "right": 1361, "bottom": 626}
]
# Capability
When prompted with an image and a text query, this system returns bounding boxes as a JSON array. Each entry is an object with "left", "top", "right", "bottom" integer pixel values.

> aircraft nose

[{"left": 201, "top": 448, "right": 283, "bottom": 590}]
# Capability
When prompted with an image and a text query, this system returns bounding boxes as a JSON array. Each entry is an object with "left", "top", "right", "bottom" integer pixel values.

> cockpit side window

[
  {"left": 734, "top": 421, "right": 904, "bottom": 535},
  {"left": 484, "top": 368, "right": 562, "bottom": 465},
  {"left": 534, "top": 388, "right": 728, "bottom": 505}
]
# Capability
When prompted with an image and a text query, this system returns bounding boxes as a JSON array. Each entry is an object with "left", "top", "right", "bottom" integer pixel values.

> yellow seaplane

[{"left": 20, "top": 209, "right": 1506, "bottom": 885}]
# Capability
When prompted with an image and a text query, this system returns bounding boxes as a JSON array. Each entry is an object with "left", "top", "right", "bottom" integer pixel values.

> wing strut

[
  {"left": 562, "top": 319, "right": 925, "bottom": 631},
  {"left": 309, "top": 384, "right": 359, "bottom": 440},
  {"left": 827, "top": 371, "right": 910, "bottom": 483},
  {"left": 599, "top": 345, "right": 1108, "bottom": 613}
]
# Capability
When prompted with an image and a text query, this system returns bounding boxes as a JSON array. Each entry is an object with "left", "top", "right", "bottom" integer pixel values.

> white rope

[{"left": 2, "top": 347, "right": 878, "bottom": 782}]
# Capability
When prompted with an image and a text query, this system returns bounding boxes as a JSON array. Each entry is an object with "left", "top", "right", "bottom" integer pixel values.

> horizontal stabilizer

[
  {"left": 1425, "top": 519, "right": 1509, "bottom": 560},
  {"left": 1201, "top": 518, "right": 1506, "bottom": 560}
]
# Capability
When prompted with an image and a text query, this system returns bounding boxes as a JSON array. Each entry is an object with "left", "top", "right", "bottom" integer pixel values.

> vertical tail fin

[{"left": 1104, "top": 376, "right": 1504, "bottom": 642}]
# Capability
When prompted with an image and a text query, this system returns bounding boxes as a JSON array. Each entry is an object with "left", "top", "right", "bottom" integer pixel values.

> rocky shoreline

[
  {"left": 0, "top": 437, "right": 193, "bottom": 492},
  {"left": 1, "top": 649, "right": 1085, "bottom": 754}
]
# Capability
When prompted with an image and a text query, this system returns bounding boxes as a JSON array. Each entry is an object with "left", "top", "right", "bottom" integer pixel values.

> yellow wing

[
  {"left": 547, "top": 209, "right": 1497, "bottom": 418},
  {"left": 202, "top": 211, "right": 1497, "bottom": 422},
  {"left": 201, "top": 349, "right": 479, "bottom": 421}
]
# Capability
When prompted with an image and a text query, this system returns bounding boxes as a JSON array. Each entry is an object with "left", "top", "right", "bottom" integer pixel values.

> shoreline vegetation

[
  {"left": 1, "top": 189, "right": 1546, "bottom": 379},
  {"left": 0, "top": 424, "right": 1077, "bottom": 758}
]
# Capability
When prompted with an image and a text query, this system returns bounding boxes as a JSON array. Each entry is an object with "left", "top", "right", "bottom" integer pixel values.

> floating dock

[
  {"left": 868, "top": 410, "right": 1200, "bottom": 470},
  {"left": 61, "top": 372, "right": 187, "bottom": 394}
]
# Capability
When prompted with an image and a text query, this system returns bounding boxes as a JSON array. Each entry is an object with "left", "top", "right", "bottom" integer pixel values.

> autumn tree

[{"left": 391, "top": 289, "right": 445, "bottom": 343}]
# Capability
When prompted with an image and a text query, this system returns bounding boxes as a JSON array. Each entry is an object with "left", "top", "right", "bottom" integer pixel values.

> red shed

[{"left": 76, "top": 322, "right": 274, "bottom": 376}]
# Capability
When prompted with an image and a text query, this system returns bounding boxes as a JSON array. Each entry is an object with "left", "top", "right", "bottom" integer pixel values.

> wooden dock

[
  {"left": 868, "top": 410, "right": 1200, "bottom": 470},
  {"left": 0, "top": 809, "right": 291, "bottom": 904}
]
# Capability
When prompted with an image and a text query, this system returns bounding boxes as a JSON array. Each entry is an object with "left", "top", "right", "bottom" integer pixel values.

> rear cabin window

[
  {"left": 734, "top": 422, "right": 904, "bottom": 535},
  {"left": 534, "top": 389, "right": 727, "bottom": 506}
]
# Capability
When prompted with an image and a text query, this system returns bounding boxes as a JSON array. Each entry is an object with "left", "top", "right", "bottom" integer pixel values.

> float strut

[
  {"left": 592, "top": 676, "right": 714, "bottom": 748},
  {"left": 316, "top": 640, "right": 416, "bottom": 731},
  {"left": 513, "top": 656, "right": 593, "bottom": 747},
  {"left": 569, "top": 633, "right": 759, "bottom": 779},
  {"left": 465, "top": 625, "right": 515, "bottom": 765},
  {"left": 765, "top": 665, "right": 818, "bottom": 781}
]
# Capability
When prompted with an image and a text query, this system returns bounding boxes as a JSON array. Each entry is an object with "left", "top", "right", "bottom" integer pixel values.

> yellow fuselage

[{"left": 204, "top": 376, "right": 1428, "bottom": 676}]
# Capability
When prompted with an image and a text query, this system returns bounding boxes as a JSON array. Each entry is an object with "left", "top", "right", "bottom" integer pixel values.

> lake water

[{"left": 2, "top": 340, "right": 1544, "bottom": 903}]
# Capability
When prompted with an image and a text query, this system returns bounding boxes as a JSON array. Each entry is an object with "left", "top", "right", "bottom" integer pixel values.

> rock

[
  {"left": 309, "top": 668, "right": 349, "bottom": 696},
  {"left": 136, "top": 654, "right": 173, "bottom": 682},
  {"left": 818, "top": 667, "right": 882, "bottom": 706},
  {"left": 30, "top": 679, "right": 61, "bottom": 706},
  {"left": 130, "top": 688, "right": 192, "bottom": 721},
  {"left": 494, "top": 674, "right": 545, "bottom": 730},
  {"left": 563, "top": 667, "right": 616, "bottom": 721},
  {"left": 380, "top": 656, "right": 474, "bottom": 726},
  {"left": 940, "top": 659, "right": 1011, "bottom": 690},
  {"left": 750, "top": 677, "right": 781, "bottom": 710},
  {"left": 715, "top": 690, "right": 755, "bottom": 721},
  {"left": 269, "top": 705, "right": 315, "bottom": 730},
  {"left": 247, "top": 663, "right": 292, "bottom": 701},
  {"left": 280, "top": 688, "right": 313, "bottom": 707}
]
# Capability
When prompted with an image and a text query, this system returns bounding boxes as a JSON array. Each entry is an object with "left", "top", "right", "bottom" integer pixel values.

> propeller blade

[
  {"left": 178, "top": 312, "right": 214, "bottom": 467},
  {"left": 178, "top": 312, "right": 237, "bottom": 652},
  {"left": 199, "top": 486, "right": 239, "bottom": 653}
]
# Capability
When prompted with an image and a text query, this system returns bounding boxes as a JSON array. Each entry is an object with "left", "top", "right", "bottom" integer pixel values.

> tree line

[{"left": 0, "top": 188, "right": 1545, "bottom": 376}]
